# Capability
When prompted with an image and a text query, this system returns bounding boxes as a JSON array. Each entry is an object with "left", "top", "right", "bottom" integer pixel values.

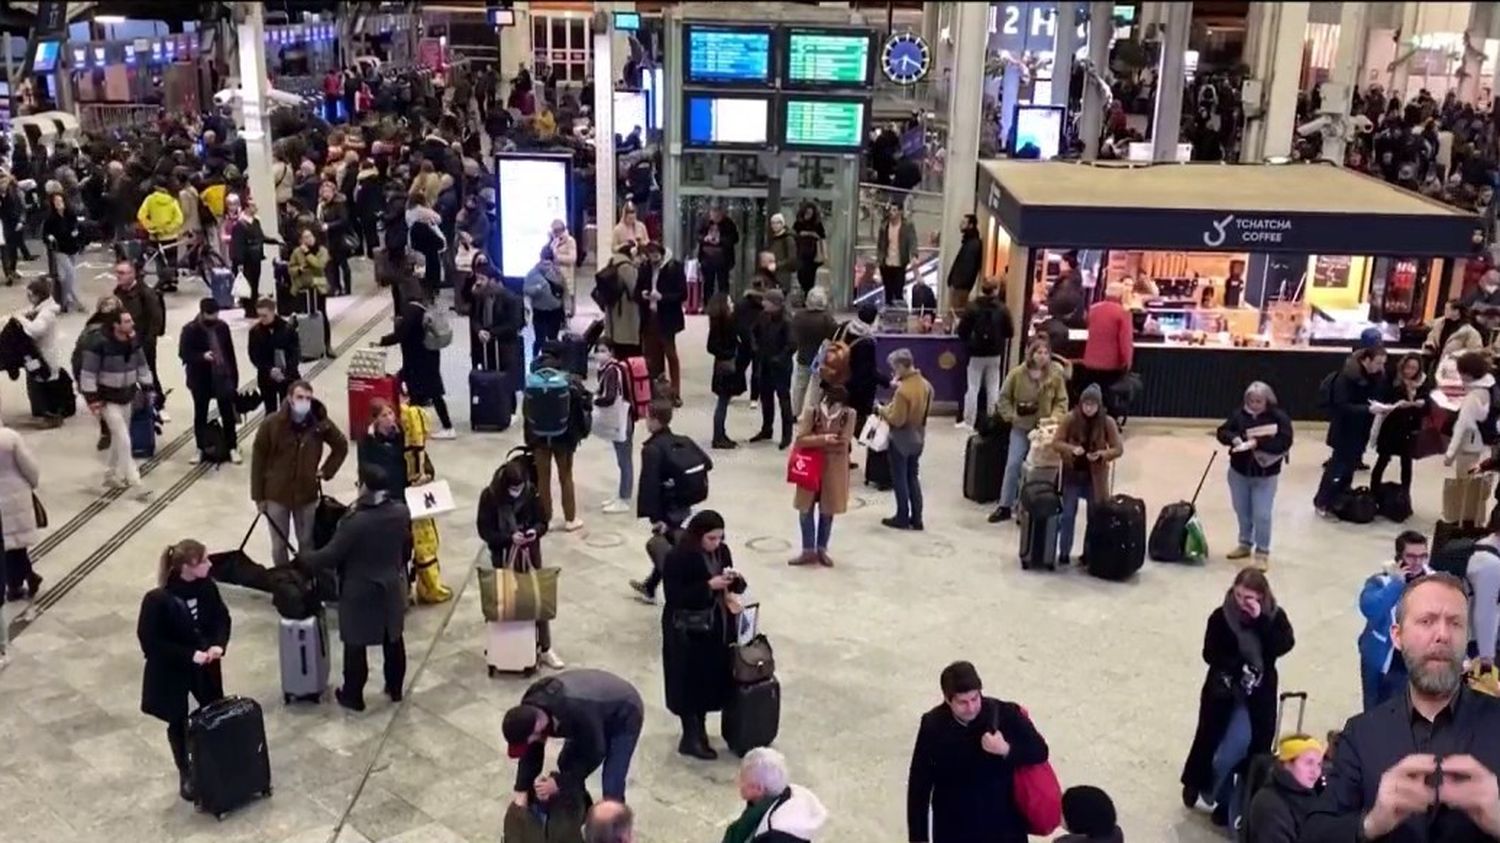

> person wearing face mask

[
  {"left": 1359, "top": 530, "right": 1433, "bottom": 712},
  {"left": 178, "top": 299, "right": 241, "bottom": 464},
  {"left": 78, "top": 309, "right": 154, "bottom": 494},
  {"left": 988, "top": 338, "right": 1070, "bottom": 523},
  {"left": 1180, "top": 568, "right": 1295, "bottom": 828},
  {"left": 136, "top": 539, "right": 231, "bottom": 802},
  {"left": 477, "top": 460, "right": 565, "bottom": 670},
  {"left": 1302, "top": 573, "right": 1500, "bottom": 843},
  {"left": 249, "top": 380, "right": 349, "bottom": 568},
  {"left": 247, "top": 298, "right": 301, "bottom": 415},
  {"left": 299, "top": 463, "right": 412, "bottom": 712},
  {"left": 1243, "top": 735, "right": 1326, "bottom": 843},
  {"left": 765, "top": 213, "right": 797, "bottom": 295},
  {"left": 1315, "top": 346, "right": 1389, "bottom": 518}
]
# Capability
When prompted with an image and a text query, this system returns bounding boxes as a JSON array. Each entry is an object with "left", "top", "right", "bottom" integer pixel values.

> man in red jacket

[{"left": 1080, "top": 283, "right": 1134, "bottom": 409}]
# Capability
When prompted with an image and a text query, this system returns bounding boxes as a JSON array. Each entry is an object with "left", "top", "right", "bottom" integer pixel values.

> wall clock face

[{"left": 882, "top": 31, "right": 931, "bottom": 85}]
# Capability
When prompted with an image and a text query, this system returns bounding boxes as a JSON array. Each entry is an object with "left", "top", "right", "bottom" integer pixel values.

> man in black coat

[
  {"left": 640, "top": 243, "right": 686, "bottom": 400},
  {"left": 946, "top": 213, "right": 984, "bottom": 313},
  {"left": 178, "top": 298, "right": 240, "bottom": 463},
  {"left": 696, "top": 205, "right": 739, "bottom": 303},
  {"left": 247, "top": 298, "right": 301, "bottom": 415},
  {"left": 629, "top": 403, "right": 713, "bottom": 602},
  {"left": 1302, "top": 574, "right": 1500, "bottom": 843},
  {"left": 907, "top": 661, "right": 1049, "bottom": 843},
  {"left": 502, "top": 668, "right": 645, "bottom": 804}
]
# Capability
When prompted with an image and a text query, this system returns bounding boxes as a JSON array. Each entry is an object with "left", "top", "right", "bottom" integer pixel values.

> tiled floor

[{"left": 0, "top": 247, "right": 1420, "bottom": 841}]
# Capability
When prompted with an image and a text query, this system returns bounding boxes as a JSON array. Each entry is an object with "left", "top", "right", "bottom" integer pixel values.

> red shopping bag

[
  {"left": 786, "top": 446, "right": 825, "bottom": 493},
  {"left": 1011, "top": 705, "right": 1062, "bottom": 836}
]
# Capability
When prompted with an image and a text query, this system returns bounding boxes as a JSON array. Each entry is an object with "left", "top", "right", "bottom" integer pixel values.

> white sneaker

[
  {"left": 189, "top": 452, "right": 202, "bottom": 465},
  {"left": 603, "top": 500, "right": 631, "bottom": 515},
  {"left": 954, "top": 420, "right": 972, "bottom": 431},
  {"left": 230, "top": 448, "right": 243, "bottom": 465},
  {"left": 431, "top": 428, "right": 458, "bottom": 440},
  {"left": 538, "top": 650, "right": 566, "bottom": 669},
  {"left": 563, "top": 519, "right": 585, "bottom": 532}
]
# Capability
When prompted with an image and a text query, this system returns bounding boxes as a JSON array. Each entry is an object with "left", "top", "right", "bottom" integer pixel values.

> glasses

[{"left": 1403, "top": 552, "right": 1431, "bottom": 562}]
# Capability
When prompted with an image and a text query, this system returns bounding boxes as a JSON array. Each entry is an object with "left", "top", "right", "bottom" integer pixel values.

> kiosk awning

[{"left": 979, "top": 160, "right": 1480, "bottom": 257}]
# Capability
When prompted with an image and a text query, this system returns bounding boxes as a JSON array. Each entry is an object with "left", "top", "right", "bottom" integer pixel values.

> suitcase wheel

[{"left": 487, "top": 666, "right": 498, "bottom": 678}]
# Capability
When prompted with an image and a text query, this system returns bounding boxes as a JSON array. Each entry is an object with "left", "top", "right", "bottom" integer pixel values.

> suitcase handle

[
  {"left": 1190, "top": 451, "right": 1218, "bottom": 507},
  {"left": 1275, "top": 691, "right": 1308, "bottom": 737},
  {"left": 235, "top": 512, "right": 263, "bottom": 553}
]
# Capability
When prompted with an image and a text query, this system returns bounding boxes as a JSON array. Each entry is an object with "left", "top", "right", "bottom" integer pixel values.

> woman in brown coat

[
  {"left": 789, "top": 383, "right": 857, "bottom": 568},
  {"left": 1050, "top": 383, "right": 1123, "bottom": 564}
]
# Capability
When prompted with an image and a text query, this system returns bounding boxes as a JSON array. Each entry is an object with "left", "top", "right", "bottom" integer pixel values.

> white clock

[{"left": 881, "top": 31, "right": 931, "bottom": 85}]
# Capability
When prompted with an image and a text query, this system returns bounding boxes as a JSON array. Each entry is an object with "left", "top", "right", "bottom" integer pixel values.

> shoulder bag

[
  {"left": 1010, "top": 704, "right": 1062, "bottom": 836},
  {"left": 32, "top": 493, "right": 47, "bottom": 529}
]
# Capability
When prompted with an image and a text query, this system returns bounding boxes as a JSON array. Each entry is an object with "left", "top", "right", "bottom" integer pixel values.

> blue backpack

[{"left": 524, "top": 368, "right": 572, "bottom": 438}]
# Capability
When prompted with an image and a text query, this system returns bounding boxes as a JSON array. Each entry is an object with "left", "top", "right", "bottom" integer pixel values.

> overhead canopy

[{"left": 979, "top": 160, "right": 1481, "bottom": 257}]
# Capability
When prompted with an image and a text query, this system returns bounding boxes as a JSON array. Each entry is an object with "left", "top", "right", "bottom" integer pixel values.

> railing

[
  {"left": 855, "top": 182, "right": 944, "bottom": 254},
  {"left": 78, "top": 103, "right": 160, "bottom": 133},
  {"left": 872, "top": 76, "right": 951, "bottom": 117}
]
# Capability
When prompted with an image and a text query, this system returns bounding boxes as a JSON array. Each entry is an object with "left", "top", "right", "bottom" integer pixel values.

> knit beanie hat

[{"left": 1080, "top": 383, "right": 1104, "bottom": 406}]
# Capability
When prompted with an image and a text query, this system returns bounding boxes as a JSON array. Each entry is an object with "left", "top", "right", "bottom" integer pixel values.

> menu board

[
  {"left": 685, "top": 26, "right": 772, "bottom": 84},
  {"left": 784, "top": 29, "right": 871, "bottom": 86},
  {"left": 782, "top": 98, "right": 867, "bottom": 149}
]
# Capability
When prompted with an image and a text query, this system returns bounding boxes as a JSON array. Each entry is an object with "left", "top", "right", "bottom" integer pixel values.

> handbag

[
  {"left": 857, "top": 415, "right": 890, "bottom": 452},
  {"left": 672, "top": 607, "right": 715, "bottom": 633},
  {"left": 32, "top": 493, "right": 47, "bottom": 529},
  {"left": 1011, "top": 705, "right": 1062, "bottom": 836},
  {"left": 785, "top": 445, "right": 825, "bottom": 492},
  {"left": 729, "top": 633, "right": 776, "bottom": 684},
  {"left": 477, "top": 546, "right": 559, "bottom": 622}
]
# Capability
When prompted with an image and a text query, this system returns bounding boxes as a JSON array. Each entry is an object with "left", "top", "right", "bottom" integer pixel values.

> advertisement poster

[{"left": 498, "top": 157, "right": 569, "bottom": 279}]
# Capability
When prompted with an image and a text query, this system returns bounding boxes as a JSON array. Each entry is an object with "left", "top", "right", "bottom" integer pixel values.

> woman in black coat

[
  {"left": 316, "top": 181, "right": 353, "bottom": 296},
  {"left": 137, "top": 539, "right": 231, "bottom": 801},
  {"left": 378, "top": 279, "right": 455, "bottom": 435},
  {"left": 707, "top": 293, "right": 745, "bottom": 448},
  {"left": 644, "top": 243, "right": 686, "bottom": 401},
  {"left": 1180, "top": 567, "right": 1295, "bottom": 826},
  {"left": 475, "top": 458, "right": 563, "bottom": 669},
  {"left": 661, "top": 509, "right": 746, "bottom": 760},
  {"left": 1314, "top": 346, "right": 1388, "bottom": 515},
  {"left": 356, "top": 397, "right": 410, "bottom": 498},
  {"left": 1372, "top": 352, "right": 1428, "bottom": 495}
]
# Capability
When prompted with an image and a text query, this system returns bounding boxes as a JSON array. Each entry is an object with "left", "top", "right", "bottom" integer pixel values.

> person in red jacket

[{"left": 1079, "top": 282, "right": 1134, "bottom": 407}]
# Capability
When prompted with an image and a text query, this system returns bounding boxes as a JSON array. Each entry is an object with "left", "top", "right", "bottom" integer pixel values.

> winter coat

[
  {"left": 1244, "top": 766, "right": 1321, "bottom": 843},
  {"left": 0, "top": 427, "right": 41, "bottom": 549},
  {"left": 77, "top": 331, "right": 152, "bottom": 406},
  {"left": 229, "top": 217, "right": 267, "bottom": 268},
  {"left": 998, "top": 362, "right": 1069, "bottom": 431},
  {"left": 956, "top": 294, "right": 1014, "bottom": 359},
  {"left": 476, "top": 479, "right": 550, "bottom": 567},
  {"left": 178, "top": 317, "right": 240, "bottom": 395},
  {"left": 906, "top": 695, "right": 1050, "bottom": 843},
  {"left": 946, "top": 229, "right": 983, "bottom": 292},
  {"left": 792, "top": 310, "right": 838, "bottom": 367},
  {"left": 137, "top": 575, "right": 231, "bottom": 722},
  {"left": 842, "top": 322, "right": 880, "bottom": 415},
  {"left": 1216, "top": 406, "right": 1295, "bottom": 478},
  {"left": 1424, "top": 315, "right": 1483, "bottom": 358},
  {"left": 1448, "top": 374, "right": 1494, "bottom": 460},
  {"left": 301, "top": 493, "right": 411, "bottom": 647},
  {"left": 1051, "top": 409, "right": 1124, "bottom": 500},
  {"left": 1358, "top": 566, "right": 1424, "bottom": 698},
  {"left": 510, "top": 670, "right": 645, "bottom": 795},
  {"left": 1179, "top": 604, "right": 1296, "bottom": 796},
  {"left": 290, "top": 245, "right": 330, "bottom": 296},
  {"left": 697, "top": 217, "right": 740, "bottom": 269},
  {"left": 661, "top": 542, "right": 746, "bottom": 715},
  {"left": 135, "top": 189, "right": 183, "bottom": 240},
  {"left": 1376, "top": 376, "right": 1429, "bottom": 457},
  {"left": 879, "top": 369, "right": 934, "bottom": 455},
  {"left": 247, "top": 317, "right": 301, "bottom": 379},
  {"left": 523, "top": 263, "right": 566, "bottom": 313},
  {"left": 792, "top": 401, "right": 856, "bottom": 515},
  {"left": 249, "top": 398, "right": 349, "bottom": 508},
  {"left": 753, "top": 312, "right": 794, "bottom": 374},
  {"left": 178, "top": 186, "right": 202, "bottom": 234},
  {"left": 41, "top": 207, "right": 83, "bottom": 255},
  {"left": 636, "top": 430, "right": 713, "bottom": 525},
  {"left": 646, "top": 256, "right": 687, "bottom": 337},
  {"left": 15, "top": 299, "right": 64, "bottom": 378},
  {"left": 603, "top": 257, "right": 642, "bottom": 347},
  {"left": 358, "top": 428, "right": 409, "bottom": 497},
  {"left": 767, "top": 230, "right": 798, "bottom": 289},
  {"left": 470, "top": 283, "right": 526, "bottom": 343},
  {"left": 114, "top": 281, "right": 164, "bottom": 341},
  {"left": 877, "top": 218, "right": 917, "bottom": 269},
  {"left": 709, "top": 318, "right": 746, "bottom": 399},
  {"left": 724, "top": 785, "right": 830, "bottom": 843},
  {"left": 793, "top": 217, "right": 826, "bottom": 266},
  {"left": 1325, "top": 359, "right": 1382, "bottom": 452},
  {"left": 379, "top": 300, "right": 445, "bottom": 402},
  {"left": 317, "top": 198, "right": 352, "bottom": 257},
  {"left": 1082, "top": 300, "right": 1134, "bottom": 373}
]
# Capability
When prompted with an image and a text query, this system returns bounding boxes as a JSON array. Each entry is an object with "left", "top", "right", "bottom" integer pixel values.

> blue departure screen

[{"left": 686, "top": 27, "right": 771, "bottom": 84}]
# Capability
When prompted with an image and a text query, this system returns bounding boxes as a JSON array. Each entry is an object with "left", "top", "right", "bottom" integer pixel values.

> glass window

[
  {"left": 552, "top": 19, "right": 566, "bottom": 48},
  {"left": 533, "top": 18, "right": 546, "bottom": 48},
  {"left": 570, "top": 18, "right": 586, "bottom": 48}
]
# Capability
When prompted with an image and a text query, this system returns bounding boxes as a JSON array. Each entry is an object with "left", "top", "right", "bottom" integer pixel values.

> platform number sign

[{"left": 881, "top": 31, "right": 930, "bottom": 85}]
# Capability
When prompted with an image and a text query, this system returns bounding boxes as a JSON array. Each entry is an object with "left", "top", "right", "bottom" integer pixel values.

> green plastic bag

[{"left": 1184, "top": 516, "right": 1209, "bottom": 562}]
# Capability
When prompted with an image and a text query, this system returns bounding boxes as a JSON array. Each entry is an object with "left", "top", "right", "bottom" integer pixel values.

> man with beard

[{"left": 1303, "top": 573, "right": 1500, "bottom": 842}]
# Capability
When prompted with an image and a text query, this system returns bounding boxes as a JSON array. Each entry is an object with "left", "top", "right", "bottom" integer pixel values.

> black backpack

[
  {"left": 1334, "top": 487, "right": 1378, "bottom": 524},
  {"left": 198, "top": 420, "right": 232, "bottom": 465},
  {"left": 1375, "top": 482, "right": 1412, "bottom": 522},
  {"left": 969, "top": 305, "right": 1000, "bottom": 351},
  {"left": 662, "top": 435, "right": 711, "bottom": 507},
  {"left": 268, "top": 566, "right": 318, "bottom": 619},
  {"left": 1318, "top": 371, "right": 1338, "bottom": 418}
]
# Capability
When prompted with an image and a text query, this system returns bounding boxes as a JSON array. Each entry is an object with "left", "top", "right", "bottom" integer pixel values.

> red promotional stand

[{"left": 347, "top": 348, "right": 399, "bottom": 441}]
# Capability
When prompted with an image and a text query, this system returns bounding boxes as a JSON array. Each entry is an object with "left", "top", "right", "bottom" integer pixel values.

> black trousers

[
  {"left": 880, "top": 264, "right": 906, "bottom": 305},
  {"left": 533, "top": 308, "right": 565, "bottom": 350},
  {"left": 758, "top": 365, "right": 793, "bottom": 441},
  {"left": 1372, "top": 452, "right": 1414, "bottom": 491},
  {"left": 326, "top": 252, "right": 352, "bottom": 296},
  {"left": 143, "top": 341, "right": 165, "bottom": 408},
  {"left": 701, "top": 263, "right": 730, "bottom": 302},
  {"left": 4, "top": 547, "right": 34, "bottom": 591},
  {"left": 796, "top": 263, "right": 819, "bottom": 295},
  {"left": 361, "top": 216, "right": 380, "bottom": 258},
  {"left": 190, "top": 386, "right": 237, "bottom": 451},
  {"left": 342, "top": 634, "right": 406, "bottom": 702},
  {"left": 258, "top": 372, "right": 291, "bottom": 415},
  {"left": 165, "top": 663, "right": 226, "bottom": 776},
  {"left": 241, "top": 260, "right": 263, "bottom": 302}
]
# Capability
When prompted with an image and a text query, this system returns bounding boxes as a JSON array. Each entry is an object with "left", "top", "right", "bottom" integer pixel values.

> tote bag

[
  {"left": 785, "top": 446, "right": 825, "bottom": 492},
  {"left": 1011, "top": 705, "right": 1062, "bottom": 836},
  {"left": 477, "top": 547, "right": 559, "bottom": 622}
]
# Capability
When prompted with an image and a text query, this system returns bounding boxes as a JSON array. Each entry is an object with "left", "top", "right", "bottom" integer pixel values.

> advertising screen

[
  {"left": 782, "top": 98, "right": 867, "bottom": 150},
  {"left": 31, "top": 41, "right": 62, "bottom": 72},
  {"left": 784, "top": 29, "right": 872, "bottom": 87},
  {"left": 685, "top": 95, "right": 771, "bottom": 147},
  {"left": 613, "top": 91, "right": 648, "bottom": 140},
  {"left": 497, "top": 156, "right": 570, "bottom": 279},
  {"left": 1011, "top": 105, "right": 1065, "bottom": 160},
  {"left": 684, "top": 25, "right": 772, "bottom": 85}
]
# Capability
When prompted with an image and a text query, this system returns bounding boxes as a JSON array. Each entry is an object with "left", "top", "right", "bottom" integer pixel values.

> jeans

[
  {"left": 998, "top": 427, "right": 1032, "bottom": 508},
  {"left": 534, "top": 445, "right": 577, "bottom": 522},
  {"left": 964, "top": 355, "right": 1003, "bottom": 427},
  {"left": 342, "top": 634, "right": 406, "bottom": 702},
  {"left": 190, "top": 386, "right": 237, "bottom": 454},
  {"left": 600, "top": 725, "right": 642, "bottom": 801},
  {"left": 265, "top": 500, "right": 317, "bottom": 567},
  {"left": 799, "top": 505, "right": 834, "bottom": 551},
  {"left": 1210, "top": 703, "right": 1253, "bottom": 811},
  {"left": 1362, "top": 658, "right": 1408, "bottom": 713},
  {"left": 1226, "top": 469, "right": 1278, "bottom": 553},
  {"left": 1057, "top": 481, "right": 1093, "bottom": 560},
  {"left": 99, "top": 402, "right": 142, "bottom": 487},
  {"left": 53, "top": 251, "right": 82, "bottom": 310},
  {"left": 613, "top": 420, "right": 634, "bottom": 501},
  {"left": 713, "top": 394, "right": 731, "bottom": 441},
  {"left": 1314, "top": 443, "right": 1362, "bottom": 510},
  {"left": 889, "top": 447, "right": 924, "bottom": 524}
]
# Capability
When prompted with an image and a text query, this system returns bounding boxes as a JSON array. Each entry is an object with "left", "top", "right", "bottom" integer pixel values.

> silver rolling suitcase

[{"left": 279, "top": 613, "right": 329, "bottom": 703}]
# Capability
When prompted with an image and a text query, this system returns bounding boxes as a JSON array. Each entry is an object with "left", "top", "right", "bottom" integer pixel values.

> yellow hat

[{"left": 1277, "top": 735, "right": 1325, "bottom": 763}]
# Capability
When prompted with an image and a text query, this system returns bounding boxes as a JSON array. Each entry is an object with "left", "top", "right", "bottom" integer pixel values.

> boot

[
  {"left": 677, "top": 714, "right": 717, "bottom": 760},
  {"left": 787, "top": 550, "right": 819, "bottom": 567},
  {"left": 414, "top": 559, "right": 453, "bottom": 604},
  {"left": 748, "top": 429, "right": 772, "bottom": 444},
  {"left": 168, "top": 724, "right": 195, "bottom": 802}
]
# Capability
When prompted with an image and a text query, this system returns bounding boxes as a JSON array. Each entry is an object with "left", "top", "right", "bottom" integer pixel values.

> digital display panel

[
  {"left": 31, "top": 41, "right": 62, "bottom": 72},
  {"left": 497, "top": 156, "right": 570, "bottom": 279},
  {"left": 784, "top": 29, "right": 872, "bottom": 87},
  {"left": 684, "top": 94, "right": 771, "bottom": 147},
  {"left": 781, "top": 97, "right": 867, "bottom": 150},
  {"left": 1011, "top": 105, "right": 1064, "bottom": 160},
  {"left": 613, "top": 91, "right": 648, "bottom": 139},
  {"left": 684, "top": 25, "right": 772, "bottom": 85}
]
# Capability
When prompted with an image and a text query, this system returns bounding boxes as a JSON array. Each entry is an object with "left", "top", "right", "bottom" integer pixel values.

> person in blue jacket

[{"left": 1357, "top": 529, "right": 1431, "bottom": 712}]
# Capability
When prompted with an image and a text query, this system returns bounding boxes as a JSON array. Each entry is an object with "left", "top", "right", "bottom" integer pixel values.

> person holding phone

[
  {"left": 478, "top": 458, "right": 565, "bottom": 670},
  {"left": 1047, "top": 384, "right": 1122, "bottom": 565},
  {"left": 1372, "top": 353, "right": 1428, "bottom": 496}
]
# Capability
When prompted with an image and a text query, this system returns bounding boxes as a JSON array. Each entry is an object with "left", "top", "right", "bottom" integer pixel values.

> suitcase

[
  {"left": 278, "top": 614, "right": 329, "bottom": 703},
  {"left": 186, "top": 696, "right": 273, "bottom": 819},
  {"left": 1376, "top": 482, "right": 1413, "bottom": 522},
  {"left": 130, "top": 403, "right": 157, "bottom": 458},
  {"left": 207, "top": 267, "right": 235, "bottom": 309},
  {"left": 722, "top": 677, "right": 781, "bottom": 757},
  {"left": 963, "top": 433, "right": 1006, "bottom": 503},
  {"left": 1150, "top": 453, "right": 1216, "bottom": 562},
  {"left": 1435, "top": 519, "right": 1489, "bottom": 552},
  {"left": 470, "top": 369, "right": 515, "bottom": 431},
  {"left": 1084, "top": 494, "right": 1148, "bottom": 581},
  {"left": 1232, "top": 691, "right": 1306, "bottom": 841},
  {"left": 486, "top": 620, "right": 538, "bottom": 676},
  {"left": 863, "top": 447, "right": 892, "bottom": 491},
  {"left": 293, "top": 313, "right": 324, "bottom": 361},
  {"left": 1018, "top": 509, "right": 1060, "bottom": 571}
]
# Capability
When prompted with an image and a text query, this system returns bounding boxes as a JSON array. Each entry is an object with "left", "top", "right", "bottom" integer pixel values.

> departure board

[
  {"left": 782, "top": 98, "right": 867, "bottom": 149},
  {"left": 685, "top": 25, "right": 772, "bottom": 84},
  {"left": 784, "top": 30, "right": 871, "bottom": 86}
]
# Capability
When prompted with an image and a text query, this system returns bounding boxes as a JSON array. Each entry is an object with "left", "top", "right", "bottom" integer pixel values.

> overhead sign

[
  {"left": 782, "top": 98, "right": 866, "bottom": 150},
  {"left": 33, "top": 1, "right": 69, "bottom": 38}
]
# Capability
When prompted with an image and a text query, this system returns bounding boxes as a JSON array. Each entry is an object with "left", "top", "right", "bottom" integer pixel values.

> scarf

[
  {"left": 1221, "top": 588, "right": 1275, "bottom": 675},
  {"left": 721, "top": 794, "right": 782, "bottom": 843}
]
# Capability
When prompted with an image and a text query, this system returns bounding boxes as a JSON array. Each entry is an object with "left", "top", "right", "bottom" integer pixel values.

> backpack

[
  {"left": 1317, "top": 371, "right": 1338, "bottom": 418},
  {"left": 197, "top": 419, "right": 232, "bottom": 465},
  {"left": 815, "top": 324, "right": 859, "bottom": 387},
  {"left": 661, "top": 434, "right": 711, "bottom": 507},
  {"left": 420, "top": 304, "right": 453, "bottom": 350},
  {"left": 568, "top": 378, "right": 593, "bottom": 439},
  {"left": 1334, "top": 486, "right": 1378, "bottom": 524},
  {"left": 970, "top": 304, "right": 1001, "bottom": 351},
  {"left": 592, "top": 262, "right": 623, "bottom": 310},
  {"left": 524, "top": 368, "right": 572, "bottom": 438},
  {"left": 1480, "top": 382, "right": 1500, "bottom": 445},
  {"left": 268, "top": 566, "right": 318, "bottom": 620},
  {"left": 623, "top": 356, "right": 653, "bottom": 419},
  {"left": 1432, "top": 538, "right": 1485, "bottom": 583}
]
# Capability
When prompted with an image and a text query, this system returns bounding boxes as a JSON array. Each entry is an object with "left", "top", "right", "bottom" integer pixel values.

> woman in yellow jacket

[
  {"left": 398, "top": 401, "right": 453, "bottom": 604},
  {"left": 289, "top": 227, "right": 333, "bottom": 357}
]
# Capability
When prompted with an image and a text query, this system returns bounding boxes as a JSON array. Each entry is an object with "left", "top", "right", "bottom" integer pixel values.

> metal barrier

[
  {"left": 855, "top": 182, "right": 944, "bottom": 254},
  {"left": 78, "top": 103, "right": 160, "bottom": 133}
]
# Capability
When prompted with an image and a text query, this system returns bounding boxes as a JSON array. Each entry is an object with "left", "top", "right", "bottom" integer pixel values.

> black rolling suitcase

[
  {"left": 864, "top": 448, "right": 892, "bottom": 491},
  {"left": 1084, "top": 494, "right": 1148, "bottom": 581},
  {"left": 723, "top": 677, "right": 781, "bottom": 757},
  {"left": 470, "top": 344, "right": 515, "bottom": 431},
  {"left": 1149, "top": 452, "right": 1216, "bottom": 562},
  {"left": 1018, "top": 479, "right": 1062, "bottom": 571},
  {"left": 963, "top": 432, "right": 1007, "bottom": 503},
  {"left": 187, "top": 696, "right": 272, "bottom": 819}
]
